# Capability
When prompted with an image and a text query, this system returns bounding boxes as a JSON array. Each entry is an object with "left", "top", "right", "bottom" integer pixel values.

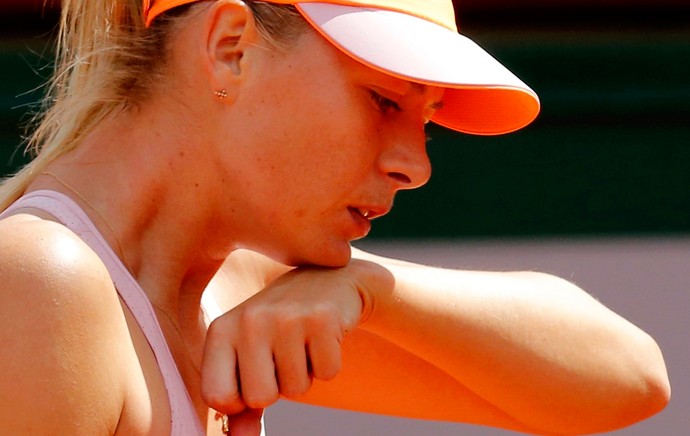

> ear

[{"left": 202, "top": 0, "right": 258, "bottom": 102}]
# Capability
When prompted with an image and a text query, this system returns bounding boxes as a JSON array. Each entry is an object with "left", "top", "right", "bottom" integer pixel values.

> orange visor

[
  {"left": 145, "top": 0, "right": 456, "bottom": 29},
  {"left": 143, "top": 0, "right": 540, "bottom": 135}
]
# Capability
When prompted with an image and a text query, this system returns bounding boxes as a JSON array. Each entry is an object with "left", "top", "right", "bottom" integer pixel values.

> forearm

[
  {"left": 352, "top": 249, "right": 670, "bottom": 434},
  {"left": 214, "top": 248, "right": 669, "bottom": 433}
]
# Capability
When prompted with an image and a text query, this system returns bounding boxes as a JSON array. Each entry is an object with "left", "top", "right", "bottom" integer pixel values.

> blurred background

[{"left": 1, "top": 0, "right": 688, "bottom": 434}]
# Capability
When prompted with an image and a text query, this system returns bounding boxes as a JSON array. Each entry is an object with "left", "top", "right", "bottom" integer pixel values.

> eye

[{"left": 370, "top": 90, "right": 401, "bottom": 114}]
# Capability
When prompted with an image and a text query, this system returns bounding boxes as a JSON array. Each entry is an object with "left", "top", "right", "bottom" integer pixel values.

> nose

[{"left": 378, "top": 131, "right": 431, "bottom": 191}]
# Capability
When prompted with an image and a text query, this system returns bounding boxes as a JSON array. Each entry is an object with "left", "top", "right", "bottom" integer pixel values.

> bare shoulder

[{"left": 0, "top": 215, "right": 131, "bottom": 434}]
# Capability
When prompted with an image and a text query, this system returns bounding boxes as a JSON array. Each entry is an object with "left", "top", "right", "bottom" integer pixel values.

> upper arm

[{"left": 0, "top": 217, "right": 131, "bottom": 434}]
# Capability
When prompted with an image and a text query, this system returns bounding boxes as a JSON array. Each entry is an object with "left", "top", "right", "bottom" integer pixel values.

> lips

[
  {"left": 349, "top": 207, "right": 368, "bottom": 222},
  {"left": 348, "top": 205, "right": 389, "bottom": 221}
]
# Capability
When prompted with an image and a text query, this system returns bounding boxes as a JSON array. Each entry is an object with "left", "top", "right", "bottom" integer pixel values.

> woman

[{"left": 0, "top": 0, "right": 669, "bottom": 435}]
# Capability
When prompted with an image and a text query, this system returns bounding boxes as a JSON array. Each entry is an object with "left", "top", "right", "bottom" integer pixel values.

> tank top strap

[{"left": 1, "top": 190, "right": 205, "bottom": 435}]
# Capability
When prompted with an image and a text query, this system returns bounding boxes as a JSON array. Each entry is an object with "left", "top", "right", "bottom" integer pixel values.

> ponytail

[{"left": 0, "top": 0, "right": 166, "bottom": 210}]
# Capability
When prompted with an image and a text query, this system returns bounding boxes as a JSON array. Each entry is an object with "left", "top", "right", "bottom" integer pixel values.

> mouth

[{"left": 348, "top": 205, "right": 389, "bottom": 221}]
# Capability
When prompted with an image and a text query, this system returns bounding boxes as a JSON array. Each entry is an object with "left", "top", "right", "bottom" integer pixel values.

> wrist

[{"left": 344, "top": 259, "right": 395, "bottom": 327}]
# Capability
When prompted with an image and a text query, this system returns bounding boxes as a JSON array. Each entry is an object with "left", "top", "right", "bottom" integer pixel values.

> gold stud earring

[{"left": 215, "top": 89, "right": 228, "bottom": 99}]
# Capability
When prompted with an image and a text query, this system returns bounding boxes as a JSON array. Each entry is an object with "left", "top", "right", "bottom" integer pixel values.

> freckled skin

[{"left": 208, "top": 29, "right": 442, "bottom": 267}]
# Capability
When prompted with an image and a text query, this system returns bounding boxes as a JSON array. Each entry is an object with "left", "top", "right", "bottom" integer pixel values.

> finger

[
  {"left": 201, "top": 320, "right": 246, "bottom": 414},
  {"left": 225, "top": 408, "right": 265, "bottom": 436},
  {"left": 307, "top": 332, "right": 343, "bottom": 381},
  {"left": 273, "top": 333, "right": 312, "bottom": 399},
  {"left": 237, "top": 340, "right": 280, "bottom": 409}
]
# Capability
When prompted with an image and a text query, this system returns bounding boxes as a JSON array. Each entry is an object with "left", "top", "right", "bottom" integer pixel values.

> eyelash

[
  {"left": 368, "top": 90, "right": 433, "bottom": 144},
  {"left": 370, "top": 90, "right": 401, "bottom": 114}
]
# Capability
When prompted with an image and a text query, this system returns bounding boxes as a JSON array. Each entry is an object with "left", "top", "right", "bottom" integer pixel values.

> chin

[
  {"left": 284, "top": 242, "right": 353, "bottom": 268},
  {"left": 248, "top": 236, "right": 353, "bottom": 268}
]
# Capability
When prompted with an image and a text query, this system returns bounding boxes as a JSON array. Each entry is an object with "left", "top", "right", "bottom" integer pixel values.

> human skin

[
  {"left": 0, "top": 2, "right": 444, "bottom": 434},
  {"left": 185, "top": 7, "right": 442, "bottom": 268},
  {"left": 0, "top": 1, "right": 670, "bottom": 435},
  {"left": 204, "top": 246, "right": 670, "bottom": 435}
]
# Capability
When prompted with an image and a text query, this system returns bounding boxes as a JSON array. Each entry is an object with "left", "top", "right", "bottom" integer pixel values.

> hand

[{"left": 200, "top": 261, "right": 391, "bottom": 434}]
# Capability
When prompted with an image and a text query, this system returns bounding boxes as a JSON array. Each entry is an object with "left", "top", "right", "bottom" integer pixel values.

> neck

[{"left": 27, "top": 109, "right": 234, "bottom": 318}]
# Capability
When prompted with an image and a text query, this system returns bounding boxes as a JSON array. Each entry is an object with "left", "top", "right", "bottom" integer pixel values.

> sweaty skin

[{"left": 0, "top": 2, "right": 670, "bottom": 435}]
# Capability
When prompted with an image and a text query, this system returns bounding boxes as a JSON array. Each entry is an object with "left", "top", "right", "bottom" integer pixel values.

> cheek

[
  {"left": 277, "top": 115, "right": 379, "bottom": 188},
  {"left": 236, "top": 80, "right": 382, "bottom": 200}
]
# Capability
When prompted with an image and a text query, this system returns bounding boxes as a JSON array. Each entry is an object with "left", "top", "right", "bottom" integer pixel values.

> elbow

[
  {"left": 589, "top": 337, "right": 671, "bottom": 434},
  {"left": 540, "top": 378, "right": 670, "bottom": 436},
  {"left": 647, "top": 374, "right": 672, "bottom": 417},
  {"left": 617, "top": 331, "right": 671, "bottom": 428},
  {"left": 543, "top": 337, "right": 671, "bottom": 436},
  {"left": 626, "top": 354, "right": 671, "bottom": 425},
  {"left": 586, "top": 371, "right": 670, "bottom": 436}
]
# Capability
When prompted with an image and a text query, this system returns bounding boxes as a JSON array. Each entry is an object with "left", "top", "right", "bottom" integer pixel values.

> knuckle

[
  {"left": 312, "top": 349, "right": 342, "bottom": 381},
  {"left": 202, "top": 389, "right": 244, "bottom": 415},
  {"left": 306, "top": 302, "right": 340, "bottom": 328},
  {"left": 243, "top": 390, "right": 280, "bottom": 409},
  {"left": 313, "top": 359, "right": 341, "bottom": 381},
  {"left": 277, "top": 309, "right": 303, "bottom": 330},
  {"left": 207, "top": 316, "right": 236, "bottom": 342},
  {"left": 279, "top": 377, "right": 313, "bottom": 399},
  {"left": 237, "top": 305, "right": 269, "bottom": 331}
]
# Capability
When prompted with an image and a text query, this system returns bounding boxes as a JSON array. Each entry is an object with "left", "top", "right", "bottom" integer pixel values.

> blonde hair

[{"left": 0, "top": 0, "right": 306, "bottom": 211}]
